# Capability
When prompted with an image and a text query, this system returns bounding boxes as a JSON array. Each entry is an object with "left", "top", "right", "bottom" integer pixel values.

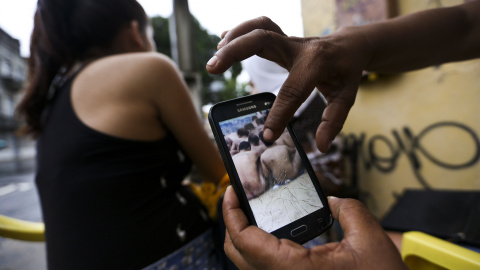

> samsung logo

[{"left": 237, "top": 105, "right": 256, "bottom": 112}]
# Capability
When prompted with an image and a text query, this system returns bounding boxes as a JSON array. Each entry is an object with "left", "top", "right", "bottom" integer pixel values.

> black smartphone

[{"left": 209, "top": 92, "right": 333, "bottom": 244}]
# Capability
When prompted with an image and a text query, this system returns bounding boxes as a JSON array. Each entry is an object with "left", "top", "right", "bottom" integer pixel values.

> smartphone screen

[
  {"left": 210, "top": 93, "right": 332, "bottom": 242},
  {"left": 217, "top": 109, "right": 324, "bottom": 233}
]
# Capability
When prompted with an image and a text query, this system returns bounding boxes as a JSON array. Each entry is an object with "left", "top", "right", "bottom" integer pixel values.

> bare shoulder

[
  {"left": 84, "top": 52, "right": 179, "bottom": 80},
  {"left": 71, "top": 52, "right": 179, "bottom": 141},
  {"left": 101, "top": 51, "right": 173, "bottom": 65},
  {"left": 75, "top": 52, "right": 183, "bottom": 98},
  {"left": 115, "top": 52, "right": 177, "bottom": 73}
]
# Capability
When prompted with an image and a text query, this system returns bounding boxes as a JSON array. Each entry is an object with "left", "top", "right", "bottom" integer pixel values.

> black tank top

[{"left": 35, "top": 70, "right": 211, "bottom": 269}]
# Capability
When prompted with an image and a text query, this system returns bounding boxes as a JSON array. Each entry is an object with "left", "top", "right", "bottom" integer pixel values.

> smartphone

[{"left": 209, "top": 92, "right": 333, "bottom": 244}]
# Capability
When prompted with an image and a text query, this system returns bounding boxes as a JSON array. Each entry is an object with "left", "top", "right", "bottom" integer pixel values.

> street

[{"left": 0, "top": 172, "right": 46, "bottom": 270}]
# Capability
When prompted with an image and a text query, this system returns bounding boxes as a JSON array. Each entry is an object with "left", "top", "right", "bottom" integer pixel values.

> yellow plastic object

[
  {"left": 402, "top": 231, "right": 480, "bottom": 270},
  {"left": 0, "top": 214, "right": 45, "bottom": 242},
  {"left": 367, "top": 72, "right": 378, "bottom": 82},
  {"left": 189, "top": 173, "right": 230, "bottom": 220}
]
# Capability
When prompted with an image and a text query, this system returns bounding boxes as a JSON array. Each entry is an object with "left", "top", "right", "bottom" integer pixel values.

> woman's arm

[{"left": 142, "top": 53, "right": 226, "bottom": 183}]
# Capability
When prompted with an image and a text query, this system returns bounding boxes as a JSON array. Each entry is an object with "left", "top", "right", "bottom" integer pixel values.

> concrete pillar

[{"left": 170, "top": 0, "right": 202, "bottom": 116}]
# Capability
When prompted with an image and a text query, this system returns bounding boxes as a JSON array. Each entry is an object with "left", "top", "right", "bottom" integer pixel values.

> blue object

[{"left": 0, "top": 139, "right": 7, "bottom": 149}]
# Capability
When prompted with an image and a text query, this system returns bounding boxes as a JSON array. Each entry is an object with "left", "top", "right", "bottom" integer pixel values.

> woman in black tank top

[{"left": 16, "top": 1, "right": 226, "bottom": 269}]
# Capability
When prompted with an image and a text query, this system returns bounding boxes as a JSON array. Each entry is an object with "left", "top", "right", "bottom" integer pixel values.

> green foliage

[
  {"left": 150, "top": 16, "right": 171, "bottom": 58},
  {"left": 225, "top": 79, "right": 249, "bottom": 99},
  {"left": 150, "top": 15, "right": 245, "bottom": 105}
]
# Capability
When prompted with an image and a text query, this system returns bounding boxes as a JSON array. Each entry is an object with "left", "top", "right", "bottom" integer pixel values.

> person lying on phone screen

[
  {"left": 259, "top": 130, "right": 303, "bottom": 185},
  {"left": 251, "top": 115, "right": 260, "bottom": 128},
  {"left": 238, "top": 141, "right": 252, "bottom": 152},
  {"left": 244, "top": 123, "right": 258, "bottom": 136},
  {"left": 260, "top": 144, "right": 302, "bottom": 185},
  {"left": 227, "top": 127, "right": 250, "bottom": 154},
  {"left": 232, "top": 143, "right": 266, "bottom": 199},
  {"left": 224, "top": 136, "right": 238, "bottom": 156},
  {"left": 248, "top": 135, "right": 267, "bottom": 154},
  {"left": 255, "top": 118, "right": 265, "bottom": 134},
  {"left": 233, "top": 129, "right": 304, "bottom": 198}
]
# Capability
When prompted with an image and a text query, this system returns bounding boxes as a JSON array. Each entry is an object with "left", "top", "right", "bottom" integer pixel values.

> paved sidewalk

[
  {"left": 0, "top": 172, "right": 46, "bottom": 270},
  {"left": 0, "top": 239, "right": 46, "bottom": 270}
]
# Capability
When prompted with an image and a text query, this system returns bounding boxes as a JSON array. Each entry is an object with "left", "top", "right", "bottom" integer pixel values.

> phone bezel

[{"left": 209, "top": 92, "right": 333, "bottom": 244}]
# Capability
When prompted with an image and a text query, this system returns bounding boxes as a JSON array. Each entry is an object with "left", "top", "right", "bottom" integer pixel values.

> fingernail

[
  {"left": 263, "top": 128, "right": 274, "bottom": 141},
  {"left": 218, "top": 38, "right": 226, "bottom": 47},
  {"left": 327, "top": 196, "right": 338, "bottom": 201},
  {"left": 207, "top": 55, "right": 218, "bottom": 67}
]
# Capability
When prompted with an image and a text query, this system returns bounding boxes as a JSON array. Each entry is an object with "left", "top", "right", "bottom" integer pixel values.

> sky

[{"left": 0, "top": 0, "right": 304, "bottom": 58}]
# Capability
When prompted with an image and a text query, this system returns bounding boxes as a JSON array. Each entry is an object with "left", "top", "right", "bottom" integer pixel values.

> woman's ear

[
  {"left": 113, "top": 20, "right": 152, "bottom": 53},
  {"left": 129, "top": 20, "right": 146, "bottom": 50}
]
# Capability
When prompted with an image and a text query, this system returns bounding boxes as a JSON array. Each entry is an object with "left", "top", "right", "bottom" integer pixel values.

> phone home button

[{"left": 290, "top": 225, "right": 308, "bottom": 237}]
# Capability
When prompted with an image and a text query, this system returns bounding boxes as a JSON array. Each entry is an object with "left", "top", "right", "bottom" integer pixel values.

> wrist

[{"left": 335, "top": 25, "right": 375, "bottom": 72}]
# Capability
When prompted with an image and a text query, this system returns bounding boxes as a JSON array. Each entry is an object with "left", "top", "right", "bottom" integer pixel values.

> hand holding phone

[
  {"left": 223, "top": 188, "right": 407, "bottom": 270},
  {"left": 209, "top": 93, "right": 333, "bottom": 244}
]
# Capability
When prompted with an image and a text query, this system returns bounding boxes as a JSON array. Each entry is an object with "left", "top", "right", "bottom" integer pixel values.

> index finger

[
  {"left": 206, "top": 17, "right": 287, "bottom": 75},
  {"left": 262, "top": 66, "right": 319, "bottom": 142},
  {"left": 218, "top": 16, "right": 286, "bottom": 50}
]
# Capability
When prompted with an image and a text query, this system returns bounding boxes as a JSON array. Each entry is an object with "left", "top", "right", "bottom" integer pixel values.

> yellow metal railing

[{"left": 0, "top": 214, "right": 45, "bottom": 242}]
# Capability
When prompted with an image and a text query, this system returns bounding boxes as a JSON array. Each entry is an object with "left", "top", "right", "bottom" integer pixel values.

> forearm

[
  {"left": 188, "top": 131, "right": 226, "bottom": 184},
  {"left": 352, "top": 1, "right": 480, "bottom": 72}
]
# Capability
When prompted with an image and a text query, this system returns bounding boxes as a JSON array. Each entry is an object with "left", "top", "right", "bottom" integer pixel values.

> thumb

[
  {"left": 326, "top": 198, "right": 406, "bottom": 269},
  {"left": 327, "top": 196, "right": 383, "bottom": 237}
]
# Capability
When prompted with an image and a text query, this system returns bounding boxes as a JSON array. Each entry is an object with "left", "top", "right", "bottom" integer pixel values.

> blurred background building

[{"left": 0, "top": 27, "right": 33, "bottom": 176}]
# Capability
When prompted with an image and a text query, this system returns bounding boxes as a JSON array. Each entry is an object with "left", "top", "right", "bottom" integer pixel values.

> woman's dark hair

[{"left": 16, "top": 0, "right": 148, "bottom": 137}]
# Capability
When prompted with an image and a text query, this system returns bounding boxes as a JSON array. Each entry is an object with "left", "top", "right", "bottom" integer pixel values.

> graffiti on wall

[{"left": 342, "top": 121, "right": 480, "bottom": 188}]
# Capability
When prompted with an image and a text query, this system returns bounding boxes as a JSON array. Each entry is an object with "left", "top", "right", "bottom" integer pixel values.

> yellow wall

[{"left": 301, "top": 0, "right": 480, "bottom": 218}]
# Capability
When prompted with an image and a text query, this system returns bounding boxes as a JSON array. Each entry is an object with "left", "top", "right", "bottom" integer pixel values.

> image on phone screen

[{"left": 219, "top": 109, "right": 324, "bottom": 233}]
